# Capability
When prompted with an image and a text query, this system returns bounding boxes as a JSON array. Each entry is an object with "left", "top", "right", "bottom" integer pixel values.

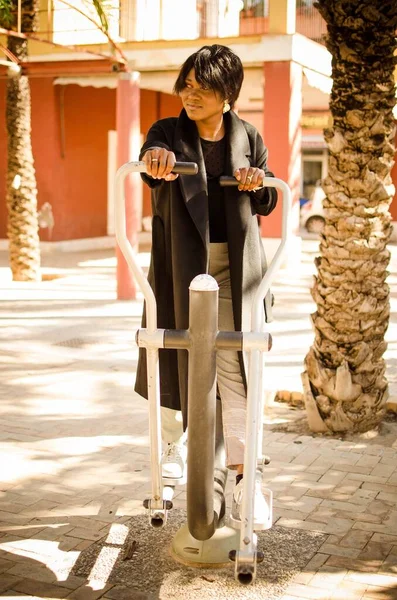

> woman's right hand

[{"left": 143, "top": 148, "right": 179, "bottom": 181}]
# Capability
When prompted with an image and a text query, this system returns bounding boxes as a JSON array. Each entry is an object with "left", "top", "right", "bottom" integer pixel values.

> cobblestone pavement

[{"left": 0, "top": 240, "right": 396, "bottom": 599}]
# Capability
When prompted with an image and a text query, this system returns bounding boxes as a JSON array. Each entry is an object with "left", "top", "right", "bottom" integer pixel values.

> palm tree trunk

[
  {"left": 5, "top": 0, "right": 40, "bottom": 281},
  {"left": 302, "top": 0, "right": 397, "bottom": 433}
]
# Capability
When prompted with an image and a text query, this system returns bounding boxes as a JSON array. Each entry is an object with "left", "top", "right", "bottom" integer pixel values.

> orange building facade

[
  {"left": 0, "top": 79, "right": 182, "bottom": 241},
  {"left": 0, "top": 0, "right": 396, "bottom": 249}
]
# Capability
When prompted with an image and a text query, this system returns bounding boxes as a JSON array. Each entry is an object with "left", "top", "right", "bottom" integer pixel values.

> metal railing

[
  {"left": 114, "top": 160, "right": 292, "bottom": 584},
  {"left": 33, "top": 0, "right": 326, "bottom": 47},
  {"left": 296, "top": 3, "right": 327, "bottom": 45}
]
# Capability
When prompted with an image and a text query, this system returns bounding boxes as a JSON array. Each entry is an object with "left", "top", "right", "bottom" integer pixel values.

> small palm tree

[
  {"left": 0, "top": 0, "right": 114, "bottom": 281},
  {"left": 1, "top": 0, "right": 41, "bottom": 281},
  {"left": 302, "top": 0, "right": 397, "bottom": 433}
]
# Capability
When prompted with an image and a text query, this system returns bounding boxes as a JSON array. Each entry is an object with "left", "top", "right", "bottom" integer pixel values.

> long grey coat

[{"left": 135, "top": 109, "right": 277, "bottom": 426}]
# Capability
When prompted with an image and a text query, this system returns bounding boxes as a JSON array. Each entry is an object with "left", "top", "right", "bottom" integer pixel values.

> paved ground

[{"left": 0, "top": 239, "right": 397, "bottom": 599}]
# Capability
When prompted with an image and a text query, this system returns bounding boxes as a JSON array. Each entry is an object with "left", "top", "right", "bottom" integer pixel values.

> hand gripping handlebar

[{"left": 138, "top": 160, "right": 198, "bottom": 175}]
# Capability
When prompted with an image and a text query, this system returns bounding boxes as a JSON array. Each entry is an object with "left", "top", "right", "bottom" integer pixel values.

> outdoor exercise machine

[{"left": 115, "top": 161, "right": 291, "bottom": 585}]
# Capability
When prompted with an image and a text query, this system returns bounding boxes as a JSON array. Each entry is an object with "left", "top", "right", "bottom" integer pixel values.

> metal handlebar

[
  {"left": 219, "top": 175, "right": 292, "bottom": 331},
  {"left": 217, "top": 174, "right": 294, "bottom": 582},
  {"left": 114, "top": 160, "right": 198, "bottom": 527},
  {"left": 124, "top": 160, "right": 198, "bottom": 175},
  {"left": 234, "top": 176, "right": 292, "bottom": 583},
  {"left": 115, "top": 162, "right": 293, "bottom": 583},
  {"left": 115, "top": 161, "right": 198, "bottom": 333}
]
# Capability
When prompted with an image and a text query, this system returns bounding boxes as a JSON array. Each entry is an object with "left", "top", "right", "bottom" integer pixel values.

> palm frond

[
  {"left": 91, "top": 0, "right": 108, "bottom": 32},
  {"left": 0, "top": 0, "right": 14, "bottom": 28}
]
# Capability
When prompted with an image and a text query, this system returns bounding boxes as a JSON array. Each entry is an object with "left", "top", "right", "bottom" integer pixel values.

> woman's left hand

[{"left": 234, "top": 167, "right": 265, "bottom": 192}]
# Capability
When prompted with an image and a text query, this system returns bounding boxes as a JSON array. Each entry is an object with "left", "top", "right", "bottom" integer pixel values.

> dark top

[{"left": 200, "top": 136, "right": 227, "bottom": 243}]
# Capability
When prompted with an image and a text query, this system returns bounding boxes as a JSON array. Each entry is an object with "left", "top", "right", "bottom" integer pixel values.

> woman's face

[{"left": 179, "top": 69, "right": 225, "bottom": 122}]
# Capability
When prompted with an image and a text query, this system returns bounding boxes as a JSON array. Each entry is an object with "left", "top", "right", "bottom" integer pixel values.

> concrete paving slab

[{"left": 0, "top": 240, "right": 397, "bottom": 599}]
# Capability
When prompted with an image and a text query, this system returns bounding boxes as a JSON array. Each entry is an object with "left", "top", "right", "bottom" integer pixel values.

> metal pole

[
  {"left": 187, "top": 274, "right": 218, "bottom": 541},
  {"left": 236, "top": 178, "right": 292, "bottom": 582},
  {"left": 213, "top": 399, "right": 227, "bottom": 526},
  {"left": 115, "top": 162, "right": 163, "bottom": 518},
  {"left": 115, "top": 159, "right": 197, "bottom": 526}
]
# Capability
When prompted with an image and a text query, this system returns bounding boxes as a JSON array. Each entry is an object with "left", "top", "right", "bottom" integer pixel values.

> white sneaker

[
  {"left": 161, "top": 442, "right": 187, "bottom": 480},
  {"left": 230, "top": 478, "right": 272, "bottom": 530}
]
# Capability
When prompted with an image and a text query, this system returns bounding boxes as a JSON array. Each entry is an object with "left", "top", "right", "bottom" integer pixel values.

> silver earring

[{"left": 223, "top": 101, "right": 231, "bottom": 114}]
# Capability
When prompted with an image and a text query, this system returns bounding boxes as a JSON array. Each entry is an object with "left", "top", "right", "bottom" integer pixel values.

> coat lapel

[
  {"left": 223, "top": 110, "right": 253, "bottom": 236},
  {"left": 224, "top": 110, "right": 252, "bottom": 177},
  {"left": 223, "top": 111, "right": 254, "bottom": 334},
  {"left": 173, "top": 110, "right": 208, "bottom": 248}
]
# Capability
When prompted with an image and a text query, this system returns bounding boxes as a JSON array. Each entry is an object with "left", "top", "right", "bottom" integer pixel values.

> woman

[{"left": 135, "top": 44, "right": 277, "bottom": 527}]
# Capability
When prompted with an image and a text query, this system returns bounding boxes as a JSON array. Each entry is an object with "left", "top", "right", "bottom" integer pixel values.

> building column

[
  {"left": 116, "top": 71, "right": 142, "bottom": 300},
  {"left": 268, "top": 0, "right": 296, "bottom": 34},
  {"left": 262, "top": 60, "right": 302, "bottom": 243}
]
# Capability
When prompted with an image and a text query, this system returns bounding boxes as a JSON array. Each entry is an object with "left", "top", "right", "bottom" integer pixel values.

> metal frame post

[
  {"left": 115, "top": 162, "right": 164, "bottom": 523},
  {"left": 187, "top": 275, "right": 219, "bottom": 541},
  {"left": 116, "top": 164, "right": 292, "bottom": 580},
  {"left": 235, "top": 178, "right": 292, "bottom": 583},
  {"left": 115, "top": 160, "right": 198, "bottom": 526}
]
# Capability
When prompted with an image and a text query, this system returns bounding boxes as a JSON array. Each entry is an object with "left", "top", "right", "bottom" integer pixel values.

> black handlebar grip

[
  {"left": 219, "top": 176, "right": 239, "bottom": 186},
  {"left": 172, "top": 162, "right": 198, "bottom": 175},
  {"left": 219, "top": 176, "right": 264, "bottom": 188}
]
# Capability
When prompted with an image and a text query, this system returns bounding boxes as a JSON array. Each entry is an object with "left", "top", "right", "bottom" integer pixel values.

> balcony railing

[
  {"left": 296, "top": 4, "right": 327, "bottom": 45},
  {"left": 238, "top": 3, "right": 326, "bottom": 42},
  {"left": 36, "top": 0, "right": 327, "bottom": 47}
]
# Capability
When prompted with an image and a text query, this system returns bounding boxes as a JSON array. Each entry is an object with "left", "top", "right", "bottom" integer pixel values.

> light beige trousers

[{"left": 161, "top": 242, "right": 246, "bottom": 468}]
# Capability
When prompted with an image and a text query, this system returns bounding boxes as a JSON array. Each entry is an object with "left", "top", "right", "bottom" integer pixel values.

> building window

[
  {"left": 242, "top": 0, "right": 268, "bottom": 17},
  {"left": 301, "top": 151, "right": 328, "bottom": 201},
  {"left": 120, "top": 0, "right": 199, "bottom": 41}
]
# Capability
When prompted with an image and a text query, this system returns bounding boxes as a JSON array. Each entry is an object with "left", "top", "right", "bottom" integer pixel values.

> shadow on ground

[{"left": 70, "top": 512, "right": 327, "bottom": 600}]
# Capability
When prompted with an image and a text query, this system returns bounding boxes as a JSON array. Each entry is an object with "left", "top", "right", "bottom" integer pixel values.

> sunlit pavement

[{"left": 0, "top": 239, "right": 396, "bottom": 599}]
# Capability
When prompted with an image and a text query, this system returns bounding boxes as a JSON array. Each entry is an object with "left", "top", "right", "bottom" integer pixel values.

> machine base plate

[{"left": 171, "top": 523, "right": 240, "bottom": 568}]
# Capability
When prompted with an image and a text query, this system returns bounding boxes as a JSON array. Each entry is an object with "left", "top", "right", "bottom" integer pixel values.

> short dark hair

[{"left": 173, "top": 45, "right": 244, "bottom": 108}]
